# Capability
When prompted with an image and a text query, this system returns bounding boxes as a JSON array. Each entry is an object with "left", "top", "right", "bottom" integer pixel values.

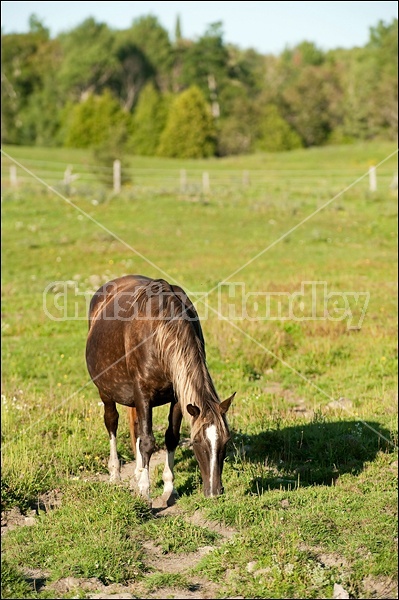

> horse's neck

[{"left": 160, "top": 322, "right": 219, "bottom": 414}]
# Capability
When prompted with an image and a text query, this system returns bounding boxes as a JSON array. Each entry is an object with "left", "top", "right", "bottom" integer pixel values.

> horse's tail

[{"left": 128, "top": 407, "right": 137, "bottom": 456}]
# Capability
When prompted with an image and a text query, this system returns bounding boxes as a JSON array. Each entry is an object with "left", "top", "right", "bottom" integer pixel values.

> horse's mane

[{"left": 134, "top": 279, "right": 221, "bottom": 428}]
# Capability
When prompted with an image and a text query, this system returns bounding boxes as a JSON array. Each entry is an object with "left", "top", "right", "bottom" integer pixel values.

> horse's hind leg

[
  {"left": 103, "top": 400, "right": 121, "bottom": 482},
  {"left": 163, "top": 400, "right": 182, "bottom": 504}
]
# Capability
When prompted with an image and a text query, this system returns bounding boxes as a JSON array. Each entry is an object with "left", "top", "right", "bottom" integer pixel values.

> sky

[{"left": 1, "top": 1, "right": 397, "bottom": 54}]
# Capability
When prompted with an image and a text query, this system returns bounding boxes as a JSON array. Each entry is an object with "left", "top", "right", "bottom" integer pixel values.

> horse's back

[
  {"left": 88, "top": 274, "right": 152, "bottom": 325},
  {"left": 88, "top": 275, "right": 203, "bottom": 342}
]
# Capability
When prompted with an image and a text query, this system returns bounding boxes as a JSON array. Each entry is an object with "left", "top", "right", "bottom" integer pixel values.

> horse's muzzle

[{"left": 204, "top": 485, "right": 224, "bottom": 497}]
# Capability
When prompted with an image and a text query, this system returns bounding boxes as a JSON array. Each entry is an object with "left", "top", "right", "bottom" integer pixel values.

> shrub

[
  {"left": 64, "top": 90, "right": 130, "bottom": 148},
  {"left": 128, "top": 83, "right": 171, "bottom": 155},
  {"left": 157, "top": 86, "right": 216, "bottom": 158},
  {"left": 255, "top": 104, "right": 303, "bottom": 152}
]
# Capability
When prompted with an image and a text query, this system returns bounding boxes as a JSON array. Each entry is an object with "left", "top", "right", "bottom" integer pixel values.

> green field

[{"left": 1, "top": 141, "right": 398, "bottom": 599}]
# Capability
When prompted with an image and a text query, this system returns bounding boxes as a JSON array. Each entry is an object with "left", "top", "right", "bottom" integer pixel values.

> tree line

[{"left": 1, "top": 14, "right": 397, "bottom": 158}]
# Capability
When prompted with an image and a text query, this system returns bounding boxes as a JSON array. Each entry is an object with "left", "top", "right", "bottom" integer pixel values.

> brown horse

[{"left": 85, "top": 275, "right": 234, "bottom": 501}]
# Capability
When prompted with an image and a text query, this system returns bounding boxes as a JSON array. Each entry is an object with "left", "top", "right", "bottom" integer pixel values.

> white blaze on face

[{"left": 206, "top": 424, "right": 218, "bottom": 496}]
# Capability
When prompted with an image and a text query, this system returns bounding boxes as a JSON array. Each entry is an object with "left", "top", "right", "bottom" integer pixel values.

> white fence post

[
  {"left": 63, "top": 165, "right": 73, "bottom": 195},
  {"left": 202, "top": 172, "right": 210, "bottom": 194},
  {"left": 389, "top": 172, "right": 398, "bottom": 190},
  {"left": 369, "top": 165, "right": 377, "bottom": 192},
  {"left": 113, "top": 160, "right": 121, "bottom": 194},
  {"left": 180, "top": 169, "right": 187, "bottom": 193},
  {"left": 10, "top": 165, "right": 17, "bottom": 187}
]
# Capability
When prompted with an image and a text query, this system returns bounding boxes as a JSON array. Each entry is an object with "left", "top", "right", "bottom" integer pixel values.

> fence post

[
  {"left": 389, "top": 172, "right": 398, "bottom": 190},
  {"left": 113, "top": 160, "right": 121, "bottom": 194},
  {"left": 202, "top": 172, "right": 210, "bottom": 194},
  {"left": 242, "top": 170, "right": 250, "bottom": 187},
  {"left": 180, "top": 169, "right": 187, "bottom": 193},
  {"left": 369, "top": 165, "right": 377, "bottom": 192},
  {"left": 10, "top": 165, "right": 17, "bottom": 187},
  {"left": 63, "top": 165, "right": 72, "bottom": 195}
]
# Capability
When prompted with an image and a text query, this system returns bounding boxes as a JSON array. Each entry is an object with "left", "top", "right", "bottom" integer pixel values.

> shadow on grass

[
  {"left": 230, "top": 418, "right": 394, "bottom": 493},
  {"left": 173, "top": 447, "right": 199, "bottom": 498}
]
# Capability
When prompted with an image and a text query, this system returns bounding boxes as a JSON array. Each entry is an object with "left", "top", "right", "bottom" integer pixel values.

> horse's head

[{"left": 187, "top": 393, "right": 235, "bottom": 497}]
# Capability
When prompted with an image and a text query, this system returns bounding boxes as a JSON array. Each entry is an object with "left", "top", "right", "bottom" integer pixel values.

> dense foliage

[{"left": 1, "top": 14, "right": 397, "bottom": 155}]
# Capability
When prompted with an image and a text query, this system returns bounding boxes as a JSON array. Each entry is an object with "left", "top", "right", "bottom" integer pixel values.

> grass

[
  {"left": 1, "top": 140, "right": 398, "bottom": 598},
  {"left": 4, "top": 483, "right": 151, "bottom": 585},
  {"left": 188, "top": 452, "right": 397, "bottom": 598},
  {"left": 143, "top": 515, "right": 220, "bottom": 553},
  {"left": 1, "top": 560, "right": 43, "bottom": 600},
  {"left": 143, "top": 573, "right": 191, "bottom": 593}
]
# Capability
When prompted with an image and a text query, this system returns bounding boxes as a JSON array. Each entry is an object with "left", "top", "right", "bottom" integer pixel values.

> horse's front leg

[
  {"left": 103, "top": 400, "right": 121, "bottom": 483},
  {"left": 163, "top": 399, "right": 182, "bottom": 504},
  {"left": 134, "top": 401, "right": 155, "bottom": 500}
]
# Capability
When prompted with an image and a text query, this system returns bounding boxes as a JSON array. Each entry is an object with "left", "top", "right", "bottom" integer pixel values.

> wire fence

[{"left": 1, "top": 154, "right": 397, "bottom": 197}]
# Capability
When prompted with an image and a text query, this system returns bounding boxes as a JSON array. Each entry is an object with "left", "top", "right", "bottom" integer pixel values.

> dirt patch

[
  {"left": 1, "top": 506, "right": 37, "bottom": 536},
  {"left": 48, "top": 576, "right": 136, "bottom": 599},
  {"left": 317, "top": 551, "right": 348, "bottom": 569},
  {"left": 144, "top": 584, "right": 226, "bottom": 600},
  {"left": 361, "top": 575, "right": 398, "bottom": 599},
  {"left": 86, "top": 595, "right": 134, "bottom": 600},
  {"left": 38, "top": 488, "right": 63, "bottom": 512},
  {"left": 142, "top": 539, "right": 215, "bottom": 574},
  {"left": 139, "top": 539, "right": 220, "bottom": 599},
  {"left": 262, "top": 382, "right": 313, "bottom": 418},
  {"left": 23, "top": 568, "right": 49, "bottom": 593},
  {"left": 1, "top": 488, "right": 64, "bottom": 537}
]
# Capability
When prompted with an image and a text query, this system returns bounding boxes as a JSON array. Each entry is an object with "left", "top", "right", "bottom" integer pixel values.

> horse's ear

[
  {"left": 219, "top": 392, "right": 236, "bottom": 415},
  {"left": 187, "top": 404, "right": 201, "bottom": 419}
]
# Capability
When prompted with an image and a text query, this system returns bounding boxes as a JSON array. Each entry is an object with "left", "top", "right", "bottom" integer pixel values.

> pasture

[{"left": 1, "top": 141, "right": 398, "bottom": 599}]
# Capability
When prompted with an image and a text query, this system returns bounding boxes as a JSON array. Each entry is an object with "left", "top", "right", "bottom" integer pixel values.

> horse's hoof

[{"left": 162, "top": 489, "right": 179, "bottom": 507}]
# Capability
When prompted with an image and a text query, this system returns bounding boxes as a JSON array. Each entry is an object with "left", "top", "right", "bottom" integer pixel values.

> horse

[{"left": 85, "top": 274, "right": 234, "bottom": 502}]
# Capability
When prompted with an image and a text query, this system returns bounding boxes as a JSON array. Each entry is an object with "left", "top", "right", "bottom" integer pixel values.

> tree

[
  {"left": 157, "top": 86, "right": 216, "bottom": 158},
  {"left": 1, "top": 16, "right": 59, "bottom": 144},
  {"left": 282, "top": 41, "right": 325, "bottom": 67},
  {"left": 217, "top": 94, "right": 258, "bottom": 156},
  {"left": 63, "top": 90, "right": 130, "bottom": 148},
  {"left": 19, "top": 78, "right": 64, "bottom": 146},
  {"left": 124, "top": 15, "right": 173, "bottom": 92},
  {"left": 179, "top": 22, "right": 229, "bottom": 115},
  {"left": 281, "top": 65, "right": 340, "bottom": 146},
  {"left": 128, "top": 83, "right": 171, "bottom": 155},
  {"left": 367, "top": 19, "right": 398, "bottom": 137},
  {"left": 58, "top": 18, "right": 117, "bottom": 100},
  {"left": 255, "top": 104, "right": 302, "bottom": 152},
  {"left": 1, "top": 13, "right": 397, "bottom": 149},
  {"left": 327, "top": 20, "right": 398, "bottom": 142},
  {"left": 112, "top": 41, "right": 154, "bottom": 111},
  {"left": 175, "top": 15, "right": 182, "bottom": 43}
]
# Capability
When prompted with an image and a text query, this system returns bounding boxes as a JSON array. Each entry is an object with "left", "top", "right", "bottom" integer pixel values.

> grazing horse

[{"left": 85, "top": 275, "right": 234, "bottom": 501}]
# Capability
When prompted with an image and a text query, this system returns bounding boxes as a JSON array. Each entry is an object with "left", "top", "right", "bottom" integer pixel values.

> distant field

[{"left": 1, "top": 141, "right": 398, "bottom": 599}]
